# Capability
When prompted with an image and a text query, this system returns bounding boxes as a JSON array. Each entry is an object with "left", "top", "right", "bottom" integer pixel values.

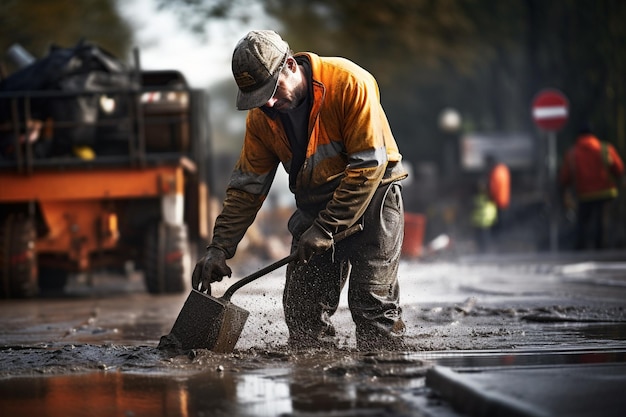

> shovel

[{"left": 160, "top": 223, "right": 363, "bottom": 353}]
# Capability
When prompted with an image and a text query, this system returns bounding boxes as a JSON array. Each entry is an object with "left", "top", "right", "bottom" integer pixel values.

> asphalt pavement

[{"left": 420, "top": 248, "right": 626, "bottom": 417}]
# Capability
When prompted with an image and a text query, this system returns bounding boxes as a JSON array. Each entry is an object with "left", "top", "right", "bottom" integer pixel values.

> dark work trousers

[
  {"left": 283, "top": 183, "right": 406, "bottom": 350},
  {"left": 576, "top": 198, "right": 612, "bottom": 250}
]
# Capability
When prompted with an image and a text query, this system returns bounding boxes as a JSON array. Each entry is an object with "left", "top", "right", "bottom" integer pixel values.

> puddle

[
  {"left": 2, "top": 346, "right": 626, "bottom": 417},
  {"left": 0, "top": 373, "right": 190, "bottom": 417},
  {"left": 547, "top": 322, "right": 626, "bottom": 341},
  {"left": 0, "top": 371, "right": 297, "bottom": 417},
  {"left": 0, "top": 350, "right": 427, "bottom": 417}
]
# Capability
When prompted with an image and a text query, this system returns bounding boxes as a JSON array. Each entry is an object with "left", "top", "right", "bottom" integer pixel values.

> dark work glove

[
  {"left": 297, "top": 221, "right": 334, "bottom": 263},
  {"left": 191, "top": 247, "right": 232, "bottom": 293}
]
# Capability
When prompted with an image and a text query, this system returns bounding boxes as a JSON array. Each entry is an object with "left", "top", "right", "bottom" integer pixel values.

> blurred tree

[
  {"left": 525, "top": 0, "right": 626, "bottom": 154},
  {"left": 156, "top": 0, "right": 247, "bottom": 34},
  {"left": 160, "top": 0, "right": 513, "bottom": 82},
  {"left": 0, "top": 0, "right": 133, "bottom": 75}
]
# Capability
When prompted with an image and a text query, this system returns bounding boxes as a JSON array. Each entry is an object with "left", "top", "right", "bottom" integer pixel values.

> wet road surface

[{"left": 1, "top": 251, "right": 626, "bottom": 416}]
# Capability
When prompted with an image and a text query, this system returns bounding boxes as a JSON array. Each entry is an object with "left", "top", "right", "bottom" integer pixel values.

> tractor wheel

[
  {"left": 143, "top": 222, "right": 190, "bottom": 294},
  {"left": 0, "top": 214, "right": 39, "bottom": 298},
  {"left": 38, "top": 267, "right": 69, "bottom": 292}
]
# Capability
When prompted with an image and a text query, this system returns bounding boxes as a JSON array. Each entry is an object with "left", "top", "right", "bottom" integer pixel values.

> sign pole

[{"left": 548, "top": 131, "right": 558, "bottom": 252}]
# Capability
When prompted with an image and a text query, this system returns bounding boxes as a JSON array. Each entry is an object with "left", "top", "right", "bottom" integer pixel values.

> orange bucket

[{"left": 402, "top": 213, "right": 426, "bottom": 258}]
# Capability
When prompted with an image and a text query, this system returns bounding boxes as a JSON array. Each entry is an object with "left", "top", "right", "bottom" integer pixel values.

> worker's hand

[
  {"left": 191, "top": 247, "right": 232, "bottom": 293},
  {"left": 297, "top": 221, "right": 334, "bottom": 263}
]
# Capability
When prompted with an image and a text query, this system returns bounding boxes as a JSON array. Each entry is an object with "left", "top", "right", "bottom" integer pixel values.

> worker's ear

[{"left": 286, "top": 57, "right": 298, "bottom": 72}]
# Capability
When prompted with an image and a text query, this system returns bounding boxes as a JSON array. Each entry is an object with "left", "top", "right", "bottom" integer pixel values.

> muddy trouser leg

[
  {"left": 348, "top": 183, "right": 406, "bottom": 350},
  {"left": 283, "top": 244, "right": 350, "bottom": 348},
  {"left": 283, "top": 183, "right": 405, "bottom": 349},
  {"left": 592, "top": 198, "right": 611, "bottom": 249},
  {"left": 575, "top": 201, "right": 591, "bottom": 250}
]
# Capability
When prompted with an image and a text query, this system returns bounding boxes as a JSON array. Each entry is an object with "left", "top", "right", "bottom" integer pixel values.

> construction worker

[
  {"left": 192, "top": 30, "right": 408, "bottom": 350},
  {"left": 559, "top": 123, "right": 624, "bottom": 250}
]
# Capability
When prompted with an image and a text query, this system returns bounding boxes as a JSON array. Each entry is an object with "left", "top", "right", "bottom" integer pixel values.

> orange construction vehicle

[{"left": 0, "top": 42, "right": 210, "bottom": 298}]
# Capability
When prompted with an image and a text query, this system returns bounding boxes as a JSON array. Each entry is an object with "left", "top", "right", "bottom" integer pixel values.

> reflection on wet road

[
  {"left": 1, "top": 373, "right": 191, "bottom": 417},
  {"left": 1, "top": 348, "right": 625, "bottom": 417},
  {"left": 0, "top": 351, "right": 427, "bottom": 417}
]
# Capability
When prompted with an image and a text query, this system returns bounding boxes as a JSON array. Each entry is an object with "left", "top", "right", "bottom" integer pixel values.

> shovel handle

[{"left": 221, "top": 223, "right": 363, "bottom": 301}]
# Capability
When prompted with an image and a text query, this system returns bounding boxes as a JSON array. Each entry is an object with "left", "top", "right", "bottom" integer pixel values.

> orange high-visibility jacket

[
  {"left": 559, "top": 134, "right": 624, "bottom": 201},
  {"left": 488, "top": 163, "right": 510, "bottom": 209},
  {"left": 211, "top": 52, "right": 408, "bottom": 258}
]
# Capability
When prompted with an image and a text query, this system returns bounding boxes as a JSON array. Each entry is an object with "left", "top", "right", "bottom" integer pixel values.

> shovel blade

[{"left": 168, "top": 290, "right": 250, "bottom": 353}]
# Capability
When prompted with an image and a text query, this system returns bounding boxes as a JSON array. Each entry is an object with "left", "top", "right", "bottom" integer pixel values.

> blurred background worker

[
  {"left": 485, "top": 154, "right": 510, "bottom": 236},
  {"left": 192, "top": 30, "right": 408, "bottom": 351},
  {"left": 559, "top": 123, "right": 625, "bottom": 250}
]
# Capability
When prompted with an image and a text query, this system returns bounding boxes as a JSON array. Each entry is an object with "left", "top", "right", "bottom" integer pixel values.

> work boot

[
  {"left": 356, "top": 319, "right": 407, "bottom": 352},
  {"left": 287, "top": 335, "right": 338, "bottom": 351},
  {"left": 287, "top": 325, "right": 338, "bottom": 351},
  {"left": 357, "top": 335, "right": 407, "bottom": 352}
]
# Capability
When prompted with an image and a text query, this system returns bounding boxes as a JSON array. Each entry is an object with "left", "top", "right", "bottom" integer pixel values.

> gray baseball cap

[{"left": 232, "top": 30, "right": 289, "bottom": 110}]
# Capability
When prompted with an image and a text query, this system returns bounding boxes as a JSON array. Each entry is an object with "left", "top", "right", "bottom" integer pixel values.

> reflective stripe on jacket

[
  {"left": 211, "top": 53, "right": 408, "bottom": 258},
  {"left": 558, "top": 135, "right": 624, "bottom": 201}
]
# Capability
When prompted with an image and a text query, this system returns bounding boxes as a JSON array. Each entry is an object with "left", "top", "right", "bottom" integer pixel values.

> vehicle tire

[
  {"left": 143, "top": 222, "right": 190, "bottom": 294},
  {"left": 0, "top": 214, "right": 39, "bottom": 298},
  {"left": 38, "top": 267, "right": 69, "bottom": 292}
]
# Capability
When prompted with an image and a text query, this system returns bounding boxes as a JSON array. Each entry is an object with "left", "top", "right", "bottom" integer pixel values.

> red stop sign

[{"left": 532, "top": 89, "right": 569, "bottom": 132}]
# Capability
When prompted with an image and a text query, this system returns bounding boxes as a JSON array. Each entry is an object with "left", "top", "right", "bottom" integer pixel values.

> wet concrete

[{"left": 1, "top": 251, "right": 626, "bottom": 416}]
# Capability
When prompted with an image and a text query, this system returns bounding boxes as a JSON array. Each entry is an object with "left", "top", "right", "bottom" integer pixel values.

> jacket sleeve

[
  {"left": 210, "top": 188, "right": 265, "bottom": 259},
  {"left": 210, "top": 126, "right": 280, "bottom": 258},
  {"left": 608, "top": 145, "right": 625, "bottom": 179},
  {"left": 317, "top": 73, "right": 389, "bottom": 234}
]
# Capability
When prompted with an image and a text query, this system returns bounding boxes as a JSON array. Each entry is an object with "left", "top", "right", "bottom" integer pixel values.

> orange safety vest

[{"left": 488, "top": 163, "right": 510, "bottom": 209}]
